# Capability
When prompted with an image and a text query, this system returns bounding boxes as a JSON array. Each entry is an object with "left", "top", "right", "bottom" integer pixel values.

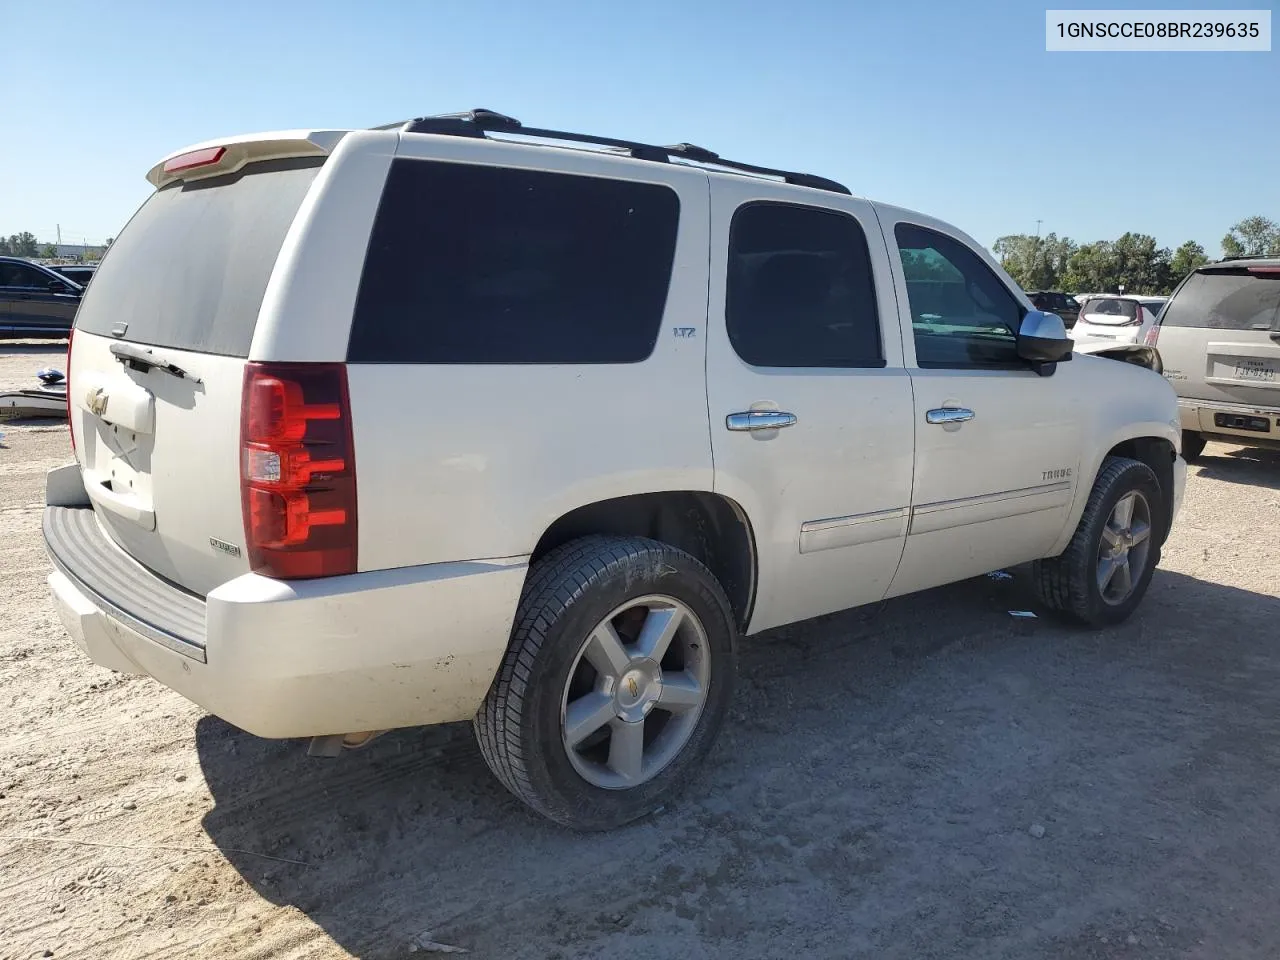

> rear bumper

[
  {"left": 1071, "top": 329, "right": 1141, "bottom": 348},
  {"left": 45, "top": 499, "right": 527, "bottom": 739},
  {"left": 1178, "top": 397, "right": 1280, "bottom": 448}
]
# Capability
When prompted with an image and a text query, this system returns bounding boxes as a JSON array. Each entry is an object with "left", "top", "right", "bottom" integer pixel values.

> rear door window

[
  {"left": 1162, "top": 270, "right": 1280, "bottom": 331},
  {"left": 726, "top": 202, "right": 883, "bottom": 368},
  {"left": 74, "top": 158, "right": 323, "bottom": 357},
  {"left": 348, "top": 160, "right": 680, "bottom": 364}
]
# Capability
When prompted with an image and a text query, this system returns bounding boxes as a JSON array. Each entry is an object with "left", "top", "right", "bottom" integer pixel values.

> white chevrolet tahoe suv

[{"left": 45, "top": 110, "right": 1186, "bottom": 829}]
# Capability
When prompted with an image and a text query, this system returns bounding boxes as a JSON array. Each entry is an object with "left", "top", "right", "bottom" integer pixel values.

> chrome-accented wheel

[
  {"left": 560, "top": 595, "right": 710, "bottom": 790},
  {"left": 1096, "top": 490, "right": 1152, "bottom": 605}
]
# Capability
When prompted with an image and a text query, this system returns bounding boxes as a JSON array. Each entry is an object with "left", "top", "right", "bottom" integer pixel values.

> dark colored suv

[
  {"left": 0, "top": 257, "right": 82, "bottom": 338},
  {"left": 52, "top": 264, "right": 98, "bottom": 287},
  {"left": 1026, "top": 290, "right": 1081, "bottom": 328}
]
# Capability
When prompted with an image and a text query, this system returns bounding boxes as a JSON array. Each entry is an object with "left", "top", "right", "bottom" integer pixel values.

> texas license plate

[{"left": 1234, "top": 359, "right": 1277, "bottom": 382}]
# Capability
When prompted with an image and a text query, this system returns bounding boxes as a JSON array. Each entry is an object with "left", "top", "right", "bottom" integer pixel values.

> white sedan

[{"left": 1071, "top": 296, "right": 1167, "bottom": 348}]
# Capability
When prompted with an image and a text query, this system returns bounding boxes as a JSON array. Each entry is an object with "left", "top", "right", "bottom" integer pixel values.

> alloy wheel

[{"left": 560, "top": 595, "right": 710, "bottom": 790}]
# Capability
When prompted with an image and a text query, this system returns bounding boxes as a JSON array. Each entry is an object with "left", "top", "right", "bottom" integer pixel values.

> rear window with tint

[
  {"left": 348, "top": 160, "right": 680, "bottom": 364},
  {"left": 1162, "top": 270, "right": 1280, "bottom": 331},
  {"left": 1083, "top": 298, "right": 1139, "bottom": 321},
  {"left": 75, "top": 158, "right": 322, "bottom": 357},
  {"left": 727, "top": 202, "right": 883, "bottom": 368}
]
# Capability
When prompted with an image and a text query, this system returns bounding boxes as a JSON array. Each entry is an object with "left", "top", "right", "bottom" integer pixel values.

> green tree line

[
  {"left": 0, "top": 232, "right": 40, "bottom": 257},
  {"left": 994, "top": 216, "right": 1280, "bottom": 295},
  {"left": 0, "top": 232, "right": 109, "bottom": 260}
]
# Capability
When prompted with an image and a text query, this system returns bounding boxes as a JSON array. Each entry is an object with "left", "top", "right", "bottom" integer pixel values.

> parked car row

[
  {"left": 0, "top": 256, "right": 82, "bottom": 338},
  {"left": 1026, "top": 271, "right": 1279, "bottom": 460},
  {"left": 1026, "top": 290, "right": 1081, "bottom": 328},
  {"left": 52, "top": 263, "right": 97, "bottom": 287}
]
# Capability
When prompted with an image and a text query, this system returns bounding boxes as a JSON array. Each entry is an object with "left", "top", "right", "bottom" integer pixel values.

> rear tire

[
  {"left": 1182, "top": 430, "right": 1206, "bottom": 463},
  {"left": 474, "top": 536, "right": 737, "bottom": 830},
  {"left": 1033, "top": 456, "right": 1164, "bottom": 627}
]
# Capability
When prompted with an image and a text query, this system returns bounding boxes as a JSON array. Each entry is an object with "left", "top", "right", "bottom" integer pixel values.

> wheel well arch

[
  {"left": 1103, "top": 435, "right": 1177, "bottom": 544},
  {"left": 531, "top": 492, "right": 757, "bottom": 631}
]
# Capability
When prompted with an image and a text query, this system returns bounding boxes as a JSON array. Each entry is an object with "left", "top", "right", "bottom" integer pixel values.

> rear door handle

[
  {"left": 726, "top": 411, "right": 798, "bottom": 431},
  {"left": 926, "top": 406, "right": 975, "bottom": 425}
]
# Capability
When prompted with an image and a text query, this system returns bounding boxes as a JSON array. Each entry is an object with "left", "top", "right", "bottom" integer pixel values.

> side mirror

[
  {"left": 1017, "top": 310, "right": 1073, "bottom": 375},
  {"left": 48, "top": 280, "right": 68, "bottom": 294}
]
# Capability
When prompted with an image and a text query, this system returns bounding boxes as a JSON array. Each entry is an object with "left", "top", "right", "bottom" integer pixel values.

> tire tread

[
  {"left": 1033, "top": 455, "right": 1160, "bottom": 625},
  {"left": 474, "top": 536, "right": 727, "bottom": 823}
]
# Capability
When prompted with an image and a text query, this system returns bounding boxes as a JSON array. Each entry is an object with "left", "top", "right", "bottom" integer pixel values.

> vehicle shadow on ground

[
  {"left": 0, "top": 416, "right": 67, "bottom": 427},
  {"left": 1195, "top": 445, "right": 1280, "bottom": 491},
  {"left": 197, "top": 568, "right": 1280, "bottom": 960},
  {"left": 0, "top": 341, "right": 68, "bottom": 353}
]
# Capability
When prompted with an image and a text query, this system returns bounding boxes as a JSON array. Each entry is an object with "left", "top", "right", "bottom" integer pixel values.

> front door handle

[
  {"left": 926, "top": 406, "right": 975, "bottom": 425},
  {"left": 726, "top": 410, "right": 798, "bottom": 432}
]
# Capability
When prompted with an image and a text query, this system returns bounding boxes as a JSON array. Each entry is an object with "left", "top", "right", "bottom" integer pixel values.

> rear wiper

[{"left": 109, "top": 342, "right": 202, "bottom": 384}]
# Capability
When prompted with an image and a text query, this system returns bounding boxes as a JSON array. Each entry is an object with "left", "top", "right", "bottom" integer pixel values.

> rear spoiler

[{"left": 145, "top": 130, "right": 351, "bottom": 188}]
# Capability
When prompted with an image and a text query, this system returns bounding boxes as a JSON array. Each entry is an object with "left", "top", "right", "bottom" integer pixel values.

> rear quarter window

[
  {"left": 348, "top": 160, "right": 680, "bottom": 364},
  {"left": 1162, "top": 270, "right": 1280, "bottom": 331}
]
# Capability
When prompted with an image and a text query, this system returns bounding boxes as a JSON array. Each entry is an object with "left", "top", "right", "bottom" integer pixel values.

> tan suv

[{"left": 1157, "top": 257, "right": 1280, "bottom": 462}]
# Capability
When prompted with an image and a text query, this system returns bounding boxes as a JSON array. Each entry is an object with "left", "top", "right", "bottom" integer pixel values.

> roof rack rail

[{"left": 376, "top": 109, "right": 850, "bottom": 195}]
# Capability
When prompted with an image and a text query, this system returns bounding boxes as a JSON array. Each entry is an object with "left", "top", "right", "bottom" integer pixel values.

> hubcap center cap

[
  {"left": 615, "top": 661, "right": 661, "bottom": 720},
  {"left": 1108, "top": 528, "right": 1134, "bottom": 556}
]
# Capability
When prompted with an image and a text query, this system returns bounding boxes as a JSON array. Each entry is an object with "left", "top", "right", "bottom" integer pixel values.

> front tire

[
  {"left": 474, "top": 536, "right": 737, "bottom": 830},
  {"left": 1034, "top": 456, "right": 1164, "bottom": 627}
]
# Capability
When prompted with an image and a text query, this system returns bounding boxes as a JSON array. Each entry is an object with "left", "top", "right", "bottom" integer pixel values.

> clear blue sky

[{"left": 2, "top": 0, "right": 1276, "bottom": 254}]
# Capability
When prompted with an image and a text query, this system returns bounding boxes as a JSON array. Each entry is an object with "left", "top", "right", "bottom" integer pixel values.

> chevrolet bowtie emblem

[
  {"left": 627, "top": 676, "right": 640, "bottom": 698},
  {"left": 86, "top": 386, "right": 109, "bottom": 418}
]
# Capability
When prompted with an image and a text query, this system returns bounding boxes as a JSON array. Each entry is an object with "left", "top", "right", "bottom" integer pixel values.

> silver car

[{"left": 1157, "top": 258, "right": 1280, "bottom": 461}]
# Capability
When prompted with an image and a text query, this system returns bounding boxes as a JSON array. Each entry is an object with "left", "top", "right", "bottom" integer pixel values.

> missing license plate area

[{"left": 1214, "top": 413, "right": 1272, "bottom": 433}]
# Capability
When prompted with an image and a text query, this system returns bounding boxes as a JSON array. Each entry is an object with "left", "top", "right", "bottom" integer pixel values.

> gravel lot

[{"left": 3, "top": 344, "right": 1279, "bottom": 960}]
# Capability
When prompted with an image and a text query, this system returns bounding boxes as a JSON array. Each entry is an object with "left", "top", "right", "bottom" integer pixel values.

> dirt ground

[{"left": 3, "top": 344, "right": 1280, "bottom": 960}]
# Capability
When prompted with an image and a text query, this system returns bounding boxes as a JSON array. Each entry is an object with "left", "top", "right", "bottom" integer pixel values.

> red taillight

[
  {"left": 66, "top": 327, "right": 76, "bottom": 455},
  {"left": 240, "top": 363, "right": 356, "bottom": 579},
  {"left": 1144, "top": 322, "right": 1160, "bottom": 347},
  {"left": 163, "top": 146, "right": 226, "bottom": 174}
]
